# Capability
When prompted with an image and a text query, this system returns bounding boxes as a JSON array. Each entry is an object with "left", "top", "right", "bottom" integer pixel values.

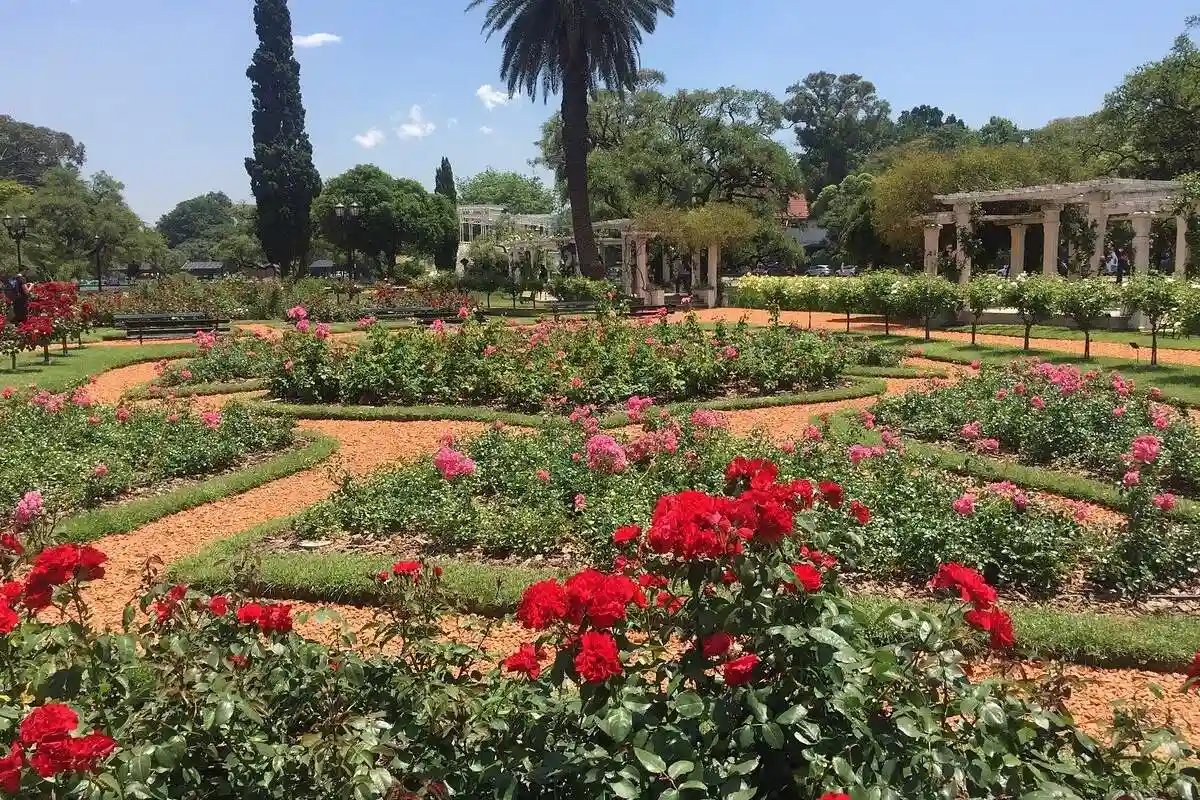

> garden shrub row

[
  {"left": 5, "top": 449, "right": 1199, "bottom": 798},
  {"left": 286, "top": 405, "right": 1121, "bottom": 600},
  {"left": 0, "top": 386, "right": 295, "bottom": 524},
  {"left": 267, "top": 313, "right": 893, "bottom": 412}
]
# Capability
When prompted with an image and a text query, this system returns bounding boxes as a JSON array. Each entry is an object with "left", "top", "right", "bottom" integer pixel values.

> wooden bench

[
  {"left": 113, "top": 313, "right": 230, "bottom": 344},
  {"left": 628, "top": 304, "right": 670, "bottom": 318}
]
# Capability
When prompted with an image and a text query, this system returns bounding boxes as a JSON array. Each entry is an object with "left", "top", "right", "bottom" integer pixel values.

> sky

[{"left": 2, "top": 0, "right": 1196, "bottom": 224}]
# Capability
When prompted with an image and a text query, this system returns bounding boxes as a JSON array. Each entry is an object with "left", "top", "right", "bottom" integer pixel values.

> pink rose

[
  {"left": 952, "top": 494, "right": 975, "bottom": 516},
  {"left": 1154, "top": 493, "right": 1177, "bottom": 512},
  {"left": 1122, "top": 471, "right": 1140, "bottom": 487}
]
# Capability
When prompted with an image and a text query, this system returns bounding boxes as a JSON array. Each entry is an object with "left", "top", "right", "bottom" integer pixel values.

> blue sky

[{"left": 2, "top": 0, "right": 1195, "bottom": 223}]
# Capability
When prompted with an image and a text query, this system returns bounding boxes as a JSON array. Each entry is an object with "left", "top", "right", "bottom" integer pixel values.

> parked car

[
  {"left": 835, "top": 265, "right": 858, "bottom": 277},
  {"left": 805, "top": 265, "right": 832, "bottom": 277}
]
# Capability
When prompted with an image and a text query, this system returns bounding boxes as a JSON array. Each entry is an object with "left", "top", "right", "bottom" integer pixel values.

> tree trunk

[
  {"left": 1023, "top": 323, "right": 1032, "bottom": 351},
  {"left": 561, "top": 63, "right": 602, "bottom": 279},
  {"left": 971, "top": 320, "right": 978, "bottom": 345},
  {"left": 1152, "top": 327, "right": 1159, "bottom": 366},
  {"left": 883, "top": 314, "right": 890, "bottom": 336},
  {"left": 1084, "top": 330, "right": 1091, "bottom": 360},
  {"left": 844, "top": 311, "right": 850, "bottom": 333},
  {"left": 924, "top": 316, "right": 932, "bottom": 341}
]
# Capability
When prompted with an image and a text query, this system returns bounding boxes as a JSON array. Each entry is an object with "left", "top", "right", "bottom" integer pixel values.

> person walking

[{"left": 2, "top": 272, "right": 28, "bottom": 323}]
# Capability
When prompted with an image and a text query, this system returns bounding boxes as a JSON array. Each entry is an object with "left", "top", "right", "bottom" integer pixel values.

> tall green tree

[
  {"left": 467, "top": 0, "right": 675, "bottom": 279},
  {"left": 458, "top": 169, "right": 556, "bottom": 214},
  {"left": 244, "top": 0, "right": 321, "bottom": 276},
  {"left": 783, "top": 72, "right": 893, "bottom": 193},
  {"left": 155, "top": 192, "right": 234, "bottom": 249},
  {"left": 0, "top": 116, "right": 86, "bottom": 186},
  {"left": 434, "top": 157, "right": 459, "bottom": 270}
]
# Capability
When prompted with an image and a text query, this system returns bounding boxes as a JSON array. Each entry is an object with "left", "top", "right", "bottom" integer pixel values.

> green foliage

[
  {"left": 156, "top": 330, "right": 280, "bottom": 386},
  {"left": 962, "top": 274, "right": 1003, "bottom": 343},
  {"left": 1000, "top": 276, "right": 1061, "bottom": 350},
  {"left": 812, "top": 172, "right": 892, "bottom": 265},
  {"left": 0, "top": 114, "right": 86, "bottom": 185},
  {"left": 784, "top": 71, "right": 893, "bottom": 190},
  {"left": 244, "top": 0, "right": 322, "bottom": 276},
  {"left": 433, "top": 157, "right": 459, "bottom": 270},
  {"left": 0, "top": 391, "right": 294, "bottom": 519},
  {"left": 896, "top": 273, "right": 962, "bottom": 339},
  {"left": 1123, "top": 274, "right": 1181, "bottom": 365},
  {"left": 270, "top": 314, "right": 849, "bottom": 410},
  {"left": 457, "top": 168, "right": 556, "bottom": 214},
  {"left": 1058, "top": 278, "right": 1120, "bottom": 358},
  {"left": 155, "top": 192, "right": 235, "bottom": 249}
]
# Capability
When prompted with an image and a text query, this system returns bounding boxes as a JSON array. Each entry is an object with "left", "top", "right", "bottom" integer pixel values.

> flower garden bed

[
  {"left": 0, "top": 387, "right": 296, "bottom": 527},
  {"left": 267, "top": 313, "right": 897, "bottom": 412},
  {"left": 875, "top": 360, "right": 1200, "bottom": 498}
]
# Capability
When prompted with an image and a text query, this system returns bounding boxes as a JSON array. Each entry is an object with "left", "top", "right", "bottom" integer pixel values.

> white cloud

[
  {"left": 446, "top": 117, "right": 459, "bottom": 128},
  {"left": 294, "top": 32, "right": 342, "bottom": 48},
  {"left": 396, "top": 105, "right": 436, "bottom": 139},
  {"left": 480, "top": 126, "right": 494, "bottom": 135},
  {"left": 353, "top": 128, "right": 385, "bottom": 149},
  {"left": 476, "top": 84, "right": 516, "bottom": 110}
]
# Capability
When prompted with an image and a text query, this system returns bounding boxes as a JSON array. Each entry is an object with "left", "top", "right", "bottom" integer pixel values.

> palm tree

[{"left": 467, "top": 0, "right": 674, "bottom": 279}]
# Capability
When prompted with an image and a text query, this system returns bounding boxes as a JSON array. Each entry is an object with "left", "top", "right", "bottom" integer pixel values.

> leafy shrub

[
  {"left": 156, "top": 330, "right": 280, "bottom": 386},
  {"left": 0, "top": 388, "right": 293, "bottom": 520},
  {"left": 271, "top": 314, "right": 851, "bottom": 411}
]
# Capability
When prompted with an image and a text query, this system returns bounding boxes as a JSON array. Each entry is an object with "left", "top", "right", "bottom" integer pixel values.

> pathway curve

[
  {"left": 685, "top": 309, "right": 1200, "bottom": 367},
  {"left": 59, "top": 349, "right": 1200, "bottom": 744}
]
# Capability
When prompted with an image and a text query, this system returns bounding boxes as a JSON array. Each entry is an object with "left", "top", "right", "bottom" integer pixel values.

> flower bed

[
  {"left": 154, "top": 330, "right": 280, "bottom": 388},
  {"left": 0, "top": 387, "right": 294, "bottom": 524},
  {"left": 875, "top": 360, "right": 1200, "bottom": 497},
  {"left": 2, "top": 458, "right": 1198, "bottom": 797},
  {"left": 290, "top": 404, "right": 1100, "bottom": 600},
  {"left": 269, "top": 313, "right": 886, "bottom": 411}
]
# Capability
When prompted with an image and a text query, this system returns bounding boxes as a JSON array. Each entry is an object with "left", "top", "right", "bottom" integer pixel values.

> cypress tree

[
  {"left": 244, "top": 0, "right": 321, "bottom": 277},
  {"left": 434, "top": 156, "right": 459, "bottom": 270}
]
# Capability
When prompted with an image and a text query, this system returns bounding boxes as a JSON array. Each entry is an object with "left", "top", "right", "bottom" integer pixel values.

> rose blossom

[
  {"left": 959, "top": 421, "right": 982, "bottom": 440},
  {"left": 1030, "top": 396, "right": 1046, "bottom": 410},
  {"left": 201, "top": 411, "right": 222, "bottom": 430},
  {"left": 432, "top": 447, "right": 476, "bottom": 480},
  {"left": 91, "top": 463, "right": 108, "bottom": 478},
  {"left": 13, "top": 491, "right": 44, "bottom": 529},
  {"left": 952, "top": 494, "right": 975, "bottom": 516},
  {"left": 1123, "top": 470, "right": 1141, "bottom": 487},
  {"left": 1130, "top": 434, "right": 1161, "bottom": 464},
  {"left": 723, "top": 653, "right": 759, "bottom": 686},
  {"left": 1154, "top": 493, "right": 1177, "bottom": 512}
]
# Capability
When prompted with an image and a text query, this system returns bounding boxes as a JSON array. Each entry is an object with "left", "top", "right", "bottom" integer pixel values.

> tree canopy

[
  {"left": 458, "top": 169, "right": 556, "bottom": 214},
  {"left": 784, "top": 72, "right": 893, "bottom": 193},
  {"left": 0, "top": 116, "right": 87, "bottom": 186}
]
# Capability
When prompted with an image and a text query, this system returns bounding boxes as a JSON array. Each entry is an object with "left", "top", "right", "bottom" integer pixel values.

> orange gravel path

[
  {"left": 686, "top": 309, "right": 1200, "bottom": 367},
  {"left": 80, "top": 419, "right": 484, "bottom": 629},
  {"left": 89, "top": 362, "right": 162, "bottom": 405}
]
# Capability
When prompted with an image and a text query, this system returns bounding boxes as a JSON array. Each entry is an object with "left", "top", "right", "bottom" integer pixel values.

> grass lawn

[
  {"left": 0, "top": 341, "right": 195, "bottom": 391},
  {"left": 945, "top": 323, "right": 1200, "bottom": 351},
  {"left": 871, "top": 334, "right": 1200, "bottom": 406}
]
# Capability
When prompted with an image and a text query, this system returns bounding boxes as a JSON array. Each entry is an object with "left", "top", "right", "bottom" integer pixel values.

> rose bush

[
  {"left": 0, "top": 387, "right": 293, "bottom": 522},
  {"left": 2, "top": 464, "right": 1196, "bottom": 797},
  {"left": 154, "top": 329, "right": 282, "bottom": 387},
  {"left": 876, "top": 359, "right": 1200, "bottom": 497},
  {"left": 294, "top": 403, "right": 1089, "bottom": 598},
  {"left": 270, "top": 313, "right": 865, "bottom": 410}
]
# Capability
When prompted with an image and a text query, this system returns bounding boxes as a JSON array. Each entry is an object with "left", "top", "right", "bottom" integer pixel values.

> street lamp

[
  {"left": 2, "top": 213, "right": 29, "bottom": 272},
  {"left": 334, "top": 201, "right": 362, "bottom": 280},
  {"left": 92, "top": 235, "right": 105, "bottom": 292}
]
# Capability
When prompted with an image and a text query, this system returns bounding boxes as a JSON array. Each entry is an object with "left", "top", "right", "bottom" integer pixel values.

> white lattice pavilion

[{"left": 917, "top": 178, "right": 1193, "bottom": 282}]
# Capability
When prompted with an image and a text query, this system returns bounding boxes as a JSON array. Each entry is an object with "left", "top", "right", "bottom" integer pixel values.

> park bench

[
  {"left": 113, "top": 313, "right": 229, "bottom": 344},
  {"left": 628, "top": 303, "right": 670, "bottom": 318}
]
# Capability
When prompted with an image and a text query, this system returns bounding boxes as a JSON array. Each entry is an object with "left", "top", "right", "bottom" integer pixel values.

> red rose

[
  {"left": 788, "top": 563, "right": 822, "bottom": 592},
  {"left": 612, "top": 525, "right": 641, "bottom": 545},
  {"left": 19, "top": 704, "right": 78, "bottom": 746},
  {"left": 237, "top": 603, "right": 264, "bottom": 626},
  {"left": 208, "top": 596, "right": 229, "bottom": 616},
  {"left": 848, "top": 500, "right": 870, "bottom": 525},
  {"left": 0, "top": 533, "right": 22, "bottom": 555},
  {"left": 503, "top": 643, "right": 545, "bottom": 679},
  {"left": 818, "top": 481, "right": 844, "bottom": 509},
  {"left": 230, "top": 654, "right": 248, "bottom": 669},
  {"left": 929, "top": 563, "right": 997, "bottom": 609},
  {"left": 30, "top": 732, "right": 116, "bottom": 777},
  {"left": 574, "top": 631, "right": 622, "bottom": 683},
  {"left": 564, "top": 569, "right": 645, "bottom": 629},
  {"left": 820, "top": 794, "right": 851, "bottom": 800},
  {"left": 723, "top": 653, "right": 759, "bottom": 686},
  {"left": 0, "top": 743, "right": 22, "bottom": 793},
  {"left": 392, "top": 561, "right": 422, "bottom": 580},
  {"left": 965, "top": 607, "right": 1015, "bottom": 649},
  {"left": 516, "top": 579, "right": 569, "bottom": 630},
  {"left": 701, "top": 632, "right": 733, "bottom": 659},
  {"left": 725, "top": 457, "right": 778, "bottom": 489}
]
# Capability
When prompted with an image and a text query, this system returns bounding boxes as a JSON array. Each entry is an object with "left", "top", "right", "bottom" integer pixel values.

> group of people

[{"left": 1, "top": 272, "right": 28, "bottom": 322}]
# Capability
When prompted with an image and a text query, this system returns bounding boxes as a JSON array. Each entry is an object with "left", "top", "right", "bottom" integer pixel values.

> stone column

[
  {"left": 621, "top": 238, "right": 633, "bottom": 296},
  {"left": 1175, "top": 215, "right": 1189, "bottom": 279},
  {"left": 923, "top": 223, "right": 940, "bottom": 275},
  {"left": 1042, "top": 205, "right": 1061, "bottom": 277},
  {"left": 707, "top": 243, "right": 720, "bottom": 287},
  {"left": 1009, "top": 224, "right": 1026, "bottom": 277},
  {"left": 691, "top": 251, "right": 702, "bottom": 290},
  {"left": 953, "top": 203, "right": 972, "bottom": 284},
  {"left": 1088, "top": 200, "right": 1108, "bottom": 276},
  {"left": 1132, "top": 213, "right": 1153, "bottom": 276},
  {"left": 634, "top": 236, "right": 649, "bottom": 299}
]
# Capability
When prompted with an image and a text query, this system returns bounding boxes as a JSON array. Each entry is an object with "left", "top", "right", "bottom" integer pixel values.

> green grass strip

[
  {"left": 59, "top": 432, "right": 339, "bottom": 544},
  {"left": 171, "top": 521, "right": 1200, "bottom": 671},
  {"left": 0, "top": 342, "right": 196, "bottom": 392},
  {"left": 123, "top": 378, "right": 268, "bottom": 401},
  {"left": 844, "top": 365, "right": 947, "bottom": 379},
  {"left": 945, "top": 323, "right": 1200, "bottom": 352}
]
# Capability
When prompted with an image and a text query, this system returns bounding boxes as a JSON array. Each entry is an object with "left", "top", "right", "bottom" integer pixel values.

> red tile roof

[{"left": 784, "top": 194, "right": 810, "bottom": 220}]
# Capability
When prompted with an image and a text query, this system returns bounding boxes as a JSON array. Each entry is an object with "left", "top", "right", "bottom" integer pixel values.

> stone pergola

[{"left": 918, "top": 178, "right": 1192, "bottom": 283}]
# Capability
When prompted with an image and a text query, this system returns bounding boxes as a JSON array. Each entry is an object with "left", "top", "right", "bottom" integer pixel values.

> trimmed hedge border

[
  {"left": 170, "top": 520, "right": 1200, "bottom": 672},
  {"left": 844, "top": 365, "right": 947, "bottom": 379},
  {"left": 242, "top": 376, "right": 891, "bottom": 429},
  {"left": 122, "top": 378, "right": 269, "bottom": 401},
  {"left": 59, "top": 432, "right": 339, "bottom": 544}
]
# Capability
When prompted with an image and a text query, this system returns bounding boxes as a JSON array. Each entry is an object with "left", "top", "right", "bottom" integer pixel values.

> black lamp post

[
  {"left": 334, "top": 201, "right": 362, "bottom": 280},
  {"left": 92, "top": 235, "right": 105, "bottom": 291},
  {"left": 2, "top": 213, "right": 29, "bottom": 272}
]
